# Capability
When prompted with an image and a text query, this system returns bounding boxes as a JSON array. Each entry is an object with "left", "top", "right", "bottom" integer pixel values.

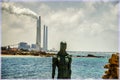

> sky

[{"left": 1, "top": 0, "right": 119, "bottom": 52}]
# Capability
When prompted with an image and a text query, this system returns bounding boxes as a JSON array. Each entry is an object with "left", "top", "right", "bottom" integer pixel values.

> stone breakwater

[{"left": 102, "top": 53, "right": 119, "bottom": 79}]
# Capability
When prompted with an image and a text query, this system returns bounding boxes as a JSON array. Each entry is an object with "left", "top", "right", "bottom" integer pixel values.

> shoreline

[
  {"left": 1, "top": 54, "right": 45, "bottom": 57},
  {"left": 1, "top": 54, "right": 105, "bottom": 58}
]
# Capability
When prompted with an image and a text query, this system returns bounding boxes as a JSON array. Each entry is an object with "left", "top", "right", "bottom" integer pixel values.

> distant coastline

[
  {"left": 1, "top": 54, "right": 104, "bottom": 58},
  {"left": 1, "top": 50, "right": 55, "bottom": 57},
  {"left": 1, "top": 54, "right": 37, "bottom": 57},
  {"left": 2, "top": 48, "right": 117, "bottom": 58}
]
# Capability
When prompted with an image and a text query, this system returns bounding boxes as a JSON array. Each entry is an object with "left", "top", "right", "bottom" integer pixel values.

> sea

[{"left": 1, "top": 51, "right": 114, "bottom": 79}]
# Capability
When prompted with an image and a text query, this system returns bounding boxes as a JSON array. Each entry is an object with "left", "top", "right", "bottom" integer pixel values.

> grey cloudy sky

[{"left": 1, "top": 0, "right": 119, "bottom": 52}]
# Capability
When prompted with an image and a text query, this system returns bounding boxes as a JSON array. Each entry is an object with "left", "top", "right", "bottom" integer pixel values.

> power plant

[
  {"left": 36, "top": 16, "right": 48, "bottom": 51},
  {"left": 2, "top": 2, "right": 49, "bottom": 52},
  {"left": 2, "top": 16, "right": 48, "bottom": 52}
]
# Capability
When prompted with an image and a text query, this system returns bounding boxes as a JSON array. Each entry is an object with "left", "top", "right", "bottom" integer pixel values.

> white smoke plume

[{"left": 2, "top": 2, "right": 38, "bottom": 19}]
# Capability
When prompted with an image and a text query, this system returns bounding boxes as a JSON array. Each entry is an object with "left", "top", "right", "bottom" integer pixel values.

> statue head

[{"left": 60, "top": 42, "right": 67, "bottom": 52}]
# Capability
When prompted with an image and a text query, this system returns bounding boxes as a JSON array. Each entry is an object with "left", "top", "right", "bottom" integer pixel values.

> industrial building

[
  {"left": 18, "top": 42, "right": 30, "bottom": 50},
  {"left": 31, "top": 44, "right": 37, "bottom": 51}
]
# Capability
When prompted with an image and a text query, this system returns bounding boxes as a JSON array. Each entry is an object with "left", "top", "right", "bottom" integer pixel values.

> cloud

[
  {"left": 2, "top": 1, "right": 119, "bottom": 52},
  {"left": 40, "top": 2, "right": 118, "bottom": 51},
  {"left": 2, "top": 2, "right": 38, "bottom": 19}
]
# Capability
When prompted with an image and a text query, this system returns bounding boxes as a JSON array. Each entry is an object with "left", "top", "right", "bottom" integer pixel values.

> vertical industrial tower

[
  {"left": 43, "top": 25, "right": 48, "bottom": 51},
  {"left": 36, "top": 16, "right": 41, "bottom": 51},
  {"left": 46, "top": 26, "right": 48, "bottom": 51}
]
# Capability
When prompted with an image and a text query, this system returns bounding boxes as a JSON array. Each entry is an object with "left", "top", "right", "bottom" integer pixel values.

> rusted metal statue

[{"left": 52, "top": 42, "right": 72, "bottom": 79}]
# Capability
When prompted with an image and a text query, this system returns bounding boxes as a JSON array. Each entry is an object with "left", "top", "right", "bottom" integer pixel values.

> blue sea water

[{"left": 1, "top": 52, "right": 113, "bottom": 79}]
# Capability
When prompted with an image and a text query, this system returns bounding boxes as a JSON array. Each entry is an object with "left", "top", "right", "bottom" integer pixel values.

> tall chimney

[
  {"left": 43, "top": 25, "right": 48, "bottom": 52},
  {"left": 46, "top": 26, "right": 48, "bottom": 51},
  {"left": 43, "top": 25, "right": 46, "bottom": 51},
  {"left": 36, "top": 16, "right": 41, "bottom": 51}
]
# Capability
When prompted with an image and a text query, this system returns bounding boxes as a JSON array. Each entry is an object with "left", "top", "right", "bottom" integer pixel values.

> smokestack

[
  {"left": 46, "top": 26, "right": 48, "bottom": 51},
  {"left": 43, "top": 25, "right": 48, "bottom": 52},
  {"left": 43, "top": 25, "right": 46, "bottom": 51},
  {"left": 36, "top": 16, "right": 41, "bottom": 51}
]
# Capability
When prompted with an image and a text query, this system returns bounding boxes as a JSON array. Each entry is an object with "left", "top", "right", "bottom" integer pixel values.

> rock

[
  {"left": 102, "top": 52, "right": 119, "bottom": 79},
  {"left": 105, "top": 70, "right": 110, "bottom": 74},
  {"left": 87, "top": 54, "right": 95, "bottom": 57},
  {"left": 104, "top": 64, "right": 110, "bottom": 69},
  {"left": 102, "top": 75, "right": 109, "bottom": 79},
  {"left": 109, "top": 54, "right": 119, "bottom": 66}
]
